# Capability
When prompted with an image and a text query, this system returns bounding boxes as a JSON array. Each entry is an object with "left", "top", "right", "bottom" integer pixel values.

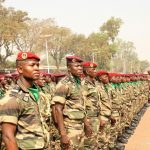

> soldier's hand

[
  {"left": 85, "top": 124, "right": 93, "bottom": 137},
  {"left": 99, "top": 120, "right": 106, "bottom": 132},
  {"left": 100, "top": 120, "right": 106, "bottom": 127},
  {"left": 110, "top": 117, "right": 116, "bottom": 126},
  {"left": 99, "top": 125, "right": 104, "bottom": 132},
  {"left": 61, "top": 134, "right": 70, "bottom": 150}
]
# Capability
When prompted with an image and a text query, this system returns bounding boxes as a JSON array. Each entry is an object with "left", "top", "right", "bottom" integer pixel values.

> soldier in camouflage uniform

[
  {"left": 51, "top": 56, "right": 92, "bottom": 150},
  {"left": 0, "top": 76, "right": 5, "bottom": 149},
  {"left": 44, "top": 74, "right": 56, "bottom": 97},
  {"left": 147, "top": 70, "right": 150, "bottom": 104},
  {"left": 0, "top": 76, "right": 7, "bottom": 95},
  {"left": 82, "top": 61, "right": 101, "bottom": 150},
  {"left": 104, "top": 73, "right": 124, "bottom": 150},
  {"left": 96, "top": 70, "right": 112, "bottom": 150},
  {"left": 0, "top": 52, "right": 51, "bottom": 150}
]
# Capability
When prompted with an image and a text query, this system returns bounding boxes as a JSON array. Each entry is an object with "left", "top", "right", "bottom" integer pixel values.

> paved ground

[{"left": 125, "top": 106, "right": 150, "bottom": 150}]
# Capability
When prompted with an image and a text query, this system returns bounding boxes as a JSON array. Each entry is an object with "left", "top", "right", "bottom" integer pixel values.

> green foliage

[{"left": 100, "top": 17, "right": 123, "bottom": 42}]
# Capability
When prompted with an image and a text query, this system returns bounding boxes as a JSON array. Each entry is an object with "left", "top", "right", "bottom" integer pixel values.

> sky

[{"left": 4, "top": 0, "right": 150, "bottom": 61}]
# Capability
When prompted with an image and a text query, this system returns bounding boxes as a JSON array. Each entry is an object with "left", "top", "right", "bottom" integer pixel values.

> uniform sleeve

[
  {"left": 0, "top": 96, "right": 20, "bottom": 125},
  {"left": 99, "top": 89, "right": 112, "bottom": 121},
  {"left": 51, "top": 81, "right": 68, "bottom": 105}
]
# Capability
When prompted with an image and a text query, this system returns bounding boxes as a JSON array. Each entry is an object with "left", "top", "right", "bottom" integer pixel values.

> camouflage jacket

[
  {"left": 106, "top": 83, "right": 122, "bottom": 110},
  {"left": 51, "top": 74, "right": 85, "bottom": 120},
  {"left": 97, "top": 82, "right": 112, "bottom": 121},
  {"left": 0, "top": 79, "right": 51, "bottom": 149},
  {"left": 81, "top": 76, "right": 101, "bottom": 117}
]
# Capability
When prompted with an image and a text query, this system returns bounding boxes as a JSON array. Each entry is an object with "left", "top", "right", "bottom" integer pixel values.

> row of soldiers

[{"left": 0, "top": 52, "right": 149, "bottom": 150}]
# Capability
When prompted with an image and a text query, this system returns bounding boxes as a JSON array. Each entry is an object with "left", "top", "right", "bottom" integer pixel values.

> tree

[
  {"left": 100, "top": 17, "right": 123, "bottom": 42},
  {"left": 0, "top": 4, "right": 29, "bottom": 68},
  {"left": 39, "top": 25, "right": 73, "bottom": 72},
  {"left": 14, "top": 18, "right": 55, "bottom": 52},
  {"left": 139, "top": 60, "right": 149, "bottom": 73},
  {"left": 111, "top": 39, "right": 145, "bottom": 73}
]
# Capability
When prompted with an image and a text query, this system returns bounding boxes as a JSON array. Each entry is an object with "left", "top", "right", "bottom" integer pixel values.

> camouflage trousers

[
  {"left": 98, "top": 119, "right": 111, "bottom": 150},
  {"left": 50, "top": 123, "right": 61, "bottom": 150},
  {"left": 84, "top": 117, "right": 100, "bottom": 150},
  {"left": 109, "top": 111, "right": 120, "bottom": 149},
  {"left": 63, "top": 118, "right": 84, "bottom": 150}
]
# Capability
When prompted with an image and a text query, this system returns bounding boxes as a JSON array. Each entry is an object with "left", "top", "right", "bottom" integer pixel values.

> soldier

[
  {"left": 51, "top": 56, "right": 92, "bottom": 150},
  {"left": 0, "top": 76, "right": 8, "bottom": 94},
  {"left": 101, "top": 73, "right": 123, "bottom": 150},
  {"left": 82, "top": 61, "right": 101, "bottom": 150},
  {"left": 35, "top": 73, "right": 59, "bottom": 150},
  {"left": 0, "top": 52, "right": 51, "bottom": 150},
  {"left": 96, "top": 70, "right": 112, "bottom": 150},
  {"left": 43, "top": 73, "right": 56, "bottom": 97},
  {"left": 147, "top": 70, "right": 150, "bottom": 104}
]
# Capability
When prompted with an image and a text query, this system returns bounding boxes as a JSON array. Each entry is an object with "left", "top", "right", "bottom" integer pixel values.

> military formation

[{"left": 0, "top": 52, "right": 150, "bottom": 150}]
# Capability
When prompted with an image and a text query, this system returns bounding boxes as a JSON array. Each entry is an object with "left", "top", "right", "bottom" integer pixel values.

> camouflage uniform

[
  {"left": 106, "top": 82, "right": 121, "bottom": 149},
  {"left": 51, "top": 74, "right": 85, "bottom": 150},
  {"left": 41, "top": 83, "right": 60, "bottom": 150},
  {"left": 82, "top": 76, "right": 101, "bottom": 150},
  {"left": 0, "top": 79, "right": 51, "bottom": 150},
  {"left": 0, "top": 88, "right": 4, "bottom": 149},
  {"left": 97, "top": 82, "right": 112, "bottom": 150},
  {"left": 44, "top": 82, "right": 56, "bottom": 97}
]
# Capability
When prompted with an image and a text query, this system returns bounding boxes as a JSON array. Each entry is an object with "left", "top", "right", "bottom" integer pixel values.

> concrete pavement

[{"left": 125, "top": 107, "right": 150, "bottom": 150}]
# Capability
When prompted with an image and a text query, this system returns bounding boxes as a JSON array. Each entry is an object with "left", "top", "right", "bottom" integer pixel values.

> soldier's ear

[
  {"left": 85, "top": 69, "right": 90, "bottom": 75},
  {"left": 17, "top": 63, "right": 23, "bottom": 74},
  {"left": 67, "top": 65, "right": 71, "bottom": 72},
  {"left": 68, "top": 68, "right": 71, "bottom": 72}
]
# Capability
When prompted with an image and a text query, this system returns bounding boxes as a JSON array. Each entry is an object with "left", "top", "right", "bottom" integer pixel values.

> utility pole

[
  {"left": 45, "top": 38, "right": 50, "bottom": 73},
  {"left": 40, "top": 35, "right": 52, "bottom": 73}
]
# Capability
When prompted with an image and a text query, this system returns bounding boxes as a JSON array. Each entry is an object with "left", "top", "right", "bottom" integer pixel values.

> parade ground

[{"left": 125, "top": 106, "right": 150, "bottom": 150}]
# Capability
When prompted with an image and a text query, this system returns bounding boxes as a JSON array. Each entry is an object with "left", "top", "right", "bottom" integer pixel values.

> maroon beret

[
  {"left": 66, "top": 56, "right": 83, "bottom": 63},
  {"left": 16, "top": 52, "right": 40, "bottom": 61}
]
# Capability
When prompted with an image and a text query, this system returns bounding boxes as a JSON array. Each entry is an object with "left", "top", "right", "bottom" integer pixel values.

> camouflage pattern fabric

[
  {"left": 0, "top": 79, "right": 51, "bottom": 149},
  {"left": 51, "top": 74, "right": 86, "bottom": 150},
  {"left": 106, "top": 83, "right": 121, "bottom": 149},
  {"left": 97, "top": 82, "right": 112, "bottom": 150},
  {"left": 81, "top": 77, "right": 101, "bottom": 150}
]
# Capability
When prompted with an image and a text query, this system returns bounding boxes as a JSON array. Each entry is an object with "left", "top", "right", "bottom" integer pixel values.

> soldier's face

[
  {"left": 109, "top": 76, "right": 116, "bottom": 83},
  {"left": 68, "top": 62, "right": 83, "bottom": 77},
  {"left": 17, "top": 59, "right": 40, "bottom": 80},
  {"left": 35, "top": 77, "right": 45, "bottom": 87},
  {"left": 86, "top": 68, "right": 97, "bottom": 78},
  {"left": 45, "top": 76, "right": 51, "bottom": 83},
  {"left": 100, "top": 74, "right": 109, "bottom": 84},
  {"left": 0, "top": 78, "right": 7, "bottom": 85}
]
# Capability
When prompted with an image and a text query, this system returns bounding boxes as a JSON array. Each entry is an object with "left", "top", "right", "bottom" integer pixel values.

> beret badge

[{"left": 21, "top": 53, "right": 27, "bottom": 60}]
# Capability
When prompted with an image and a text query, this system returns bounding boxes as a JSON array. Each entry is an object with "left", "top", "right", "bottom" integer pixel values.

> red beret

[
  {"left": 66, "top": 55, "right": 83, "bottom": 63},
  {"left": 97, "top": 70, "right": 108, "bottom": 76},
  {"left": 82, "top": 61, "right": 97, "bottom": 68},
  {"left": 124, "top": 74, "right": 130, "bottom": 77},
  {"left": 108, "top": 73, "right": 116, "bottom": 78},
  {"left": 4, "top": 74, "right": 12, "bottom": 78},
  {"left": 16, "top": 52, "right": 40, "bottom": 61},
  {"left": 53, "top": 73, "right": 66, "bottom": 78},
  {"left": 39, "top": 72, "right": 53, "bottom": 77},
  {"left": 0, "top": 75, "right": 5, "bottom": 80}
]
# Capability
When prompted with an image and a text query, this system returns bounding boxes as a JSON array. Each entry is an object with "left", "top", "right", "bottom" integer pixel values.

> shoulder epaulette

[
  {"left": 9, "top": 85, "right": 29, "bottom": 102},
  {"left": 10, "top": 85, "right": 21, "bottom": 97}
]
